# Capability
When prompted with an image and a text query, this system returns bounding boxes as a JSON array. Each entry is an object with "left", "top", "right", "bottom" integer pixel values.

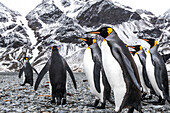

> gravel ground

[{"left": 0, "top": 72, "right": 170, "bottom": 113}]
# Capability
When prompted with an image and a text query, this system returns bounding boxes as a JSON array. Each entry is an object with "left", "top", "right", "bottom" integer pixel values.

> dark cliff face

[{"left": 76, "top": 0, "right": 141, "bottom": 27}]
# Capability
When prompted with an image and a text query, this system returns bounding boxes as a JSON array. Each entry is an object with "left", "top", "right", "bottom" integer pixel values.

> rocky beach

[{"left": 0, "top": 72, "right": 170, "bottom": 113}]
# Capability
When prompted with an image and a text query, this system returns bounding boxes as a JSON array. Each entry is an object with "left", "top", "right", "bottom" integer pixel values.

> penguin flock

[{"left": 17, "top": 26, "right": 170, "bottom": 113}]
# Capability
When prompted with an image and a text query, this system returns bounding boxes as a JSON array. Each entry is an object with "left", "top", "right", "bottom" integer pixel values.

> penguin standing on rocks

[
  {"left": 19, "top": 57, "right": 38, "bottom": 86},
  {"left": 128, "top": 45, "right": 153, "bottom": 99},
  {"left": 79, "top": 37, "right": 114, "bottom": 109},
  {"left": 141, "top": 38, "right": 170, "bottom": 105},
  {"left": 34, "top": 46, "right": 77, "bottom": 105},
  {"left": 86, "top": 27, "right": 142, "bottom": 113}
]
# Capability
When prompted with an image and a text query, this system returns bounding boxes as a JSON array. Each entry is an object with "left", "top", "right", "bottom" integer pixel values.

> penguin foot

[
  {"left": 107, "top": 97, "right": 115, "bottom": 105},
  {"left": 86, "top": 104, "right": 96, "bottom": 108},
  {"left": 148, "top": 100, "right": 165, "bottom": 105},
  {"left": 152, "top": 100, "right": 165, "bottom": 105},
  {"left": 62, "top": 99, "right": 66, "bottom": 105},
  {"left": 96, "top": 106, "right": 105, "bottom": 109},
  {"left": 51, "top": 100, "right": 56, "bottom": 104},
  {"left": 20, "top": 84, "right": 25, "bottom": 86},
  {"left": 127, "top": 107, "right": 134, "bottom": 113},
  {"left": 87, "top": 99, "right": 99, "bottom": 108},
  {"left": 142, "top": 94, "right": 152, "bottom": 101},
  {"left": 96, "top": 103, "right": 105, "bottom": 109}
]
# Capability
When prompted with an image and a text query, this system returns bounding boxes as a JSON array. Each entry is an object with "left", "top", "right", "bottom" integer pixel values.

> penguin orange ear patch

[
  {"left": 51, "top": 47, "right": 53, "bottom": 50},
  {"left": 92, "top": 39, "right": 96, "bottom": 44},
  {"left": 57, "top": 47, "right": 59, "bottom": 50},
  {"left": 107, "top": 28, "right": 113, "bottom": 35},
  {"left": 154, "top": 40, "right": 157, "bottom": 46}
]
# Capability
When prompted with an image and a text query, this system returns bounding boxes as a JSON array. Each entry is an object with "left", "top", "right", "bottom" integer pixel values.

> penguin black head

[
  {"left": 128, "top": 45, "right": 143, "bottom": 52},
  {"left": 141, "top": 38, "right": 157, "bottom": 48},
  {"left": 51, "top": 46, "right": 59, "bottom": 51},
  {"left": 79, "top": 38, "right": 96, "bottom": 46},
  {"left": 85, "top": 27, "right": 113, "bottom": 38},
  {"left": 24, "top": 57, "right": 29, "bottom": 60}
]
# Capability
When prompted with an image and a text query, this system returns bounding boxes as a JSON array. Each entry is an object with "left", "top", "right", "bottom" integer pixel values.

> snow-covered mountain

[
  {"left": 0, "top": 0, "right": 169, "bottom": 72},
  {"left": 0, "top": 2, "right": 33, "bottom": 71}
]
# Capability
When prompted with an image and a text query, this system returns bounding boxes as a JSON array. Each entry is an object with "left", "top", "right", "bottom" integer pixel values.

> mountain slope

[{"left": 0, "top": 0, "right": 169, "bottom": 72}]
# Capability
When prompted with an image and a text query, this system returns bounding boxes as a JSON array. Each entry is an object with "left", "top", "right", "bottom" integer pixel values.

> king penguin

[
  {"left": 86, "top": 27, "right": 142, "bottom": 113},
  {"left": 141, "top": 38, "right": 170, "bottom": 105},
  {"left": 19, "top": 57, "right": 38, "bottom": 86},
  {"left": 34, "top": 46, "right": 77, "bottom": 105},
  {"left": 128, "top": 45, "right": 153, "bottom": 99},
  {"left": 79, "top": 37, "right": 114, "bottom": 109}
]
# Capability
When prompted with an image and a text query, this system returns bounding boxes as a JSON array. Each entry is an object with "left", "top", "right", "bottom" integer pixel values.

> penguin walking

[
  {"left": 86, "top": 27, "right": 142, "bottom": 113},
  {"left": 141, "top": 38, "right": 170, "bottom": 105},
  {"left": 79, "top": 37, "right": 114, "bottom": 109},
  {"left": 19, "top": 57, "right": 38, "bottom": 86},
  {"left": 128, "top": 45, "right": 153, "bottom": 99},
  {"left": 34, "top": 46, "right": 77, "bottom": 105}
]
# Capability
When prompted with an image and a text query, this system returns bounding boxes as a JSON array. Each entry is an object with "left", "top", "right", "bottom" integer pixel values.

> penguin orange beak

[
  {"left": 85, "top": 31, "right": 100, "bottom": 34},
  {"left": 141, "top": 39, "right": 149, "bottom": 42},
  {"left": 128, "top": 46, "right": 135, "bottom": 49},
  {"left": 79, "top": 38, "right": 87, "bottom": 41}
]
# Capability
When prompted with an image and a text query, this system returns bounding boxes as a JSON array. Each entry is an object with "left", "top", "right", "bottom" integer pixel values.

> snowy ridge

[{"left": 0, "top": 0, "right": 169, "bottom": 72}]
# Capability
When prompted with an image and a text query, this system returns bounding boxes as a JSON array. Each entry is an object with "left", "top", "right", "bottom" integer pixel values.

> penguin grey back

[
  {"left": 137, "top": 49, "right": 152, "bottom": 89},
  {"left": 149, "top": 45, "right": 169, "bottom": 97}
]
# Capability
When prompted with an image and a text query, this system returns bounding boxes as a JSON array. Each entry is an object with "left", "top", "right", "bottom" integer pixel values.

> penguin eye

[{"left": 107, "top": 28, "right": 113, "bottom": 35}]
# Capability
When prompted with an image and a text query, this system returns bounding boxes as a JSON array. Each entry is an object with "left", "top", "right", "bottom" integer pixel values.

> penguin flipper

[
  {"left": 63, "top": 58, "right": 77, "bottom": 89},
  {"left": 34, "top": 60, "right": 51, "bottom": 91},
  {"left": 33, "top": 67, "right": 39, "bottom": 75},
  {"left": 19, "top": 67, "right": 24, "bottom": 78},
  {"left": 139, "top": 57, "right": 152, "bottom": 89},
  {"left": 113, "top": 49, "right": 140, "bottom": 90},
  {"left": 152, "top": 61, "right": 163, "bottom": 90},
  {"left": 93, "top": 56, "right": 101, "bottom": 93}
]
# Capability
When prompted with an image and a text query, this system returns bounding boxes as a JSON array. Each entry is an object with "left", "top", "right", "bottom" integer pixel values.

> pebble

[{"left": 0, "top": 73, "right": 170, "bottom": 112}]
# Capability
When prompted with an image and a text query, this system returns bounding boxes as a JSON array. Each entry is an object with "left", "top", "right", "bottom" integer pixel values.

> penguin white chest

[
  {"left": 146, "top": 52, "right": 163, "bottom": 98},
  {"left": 134, "top": 54, "right": 149, "bottom": 93},
  {"left": 83, "top": 48, "right": 104, "bottom": 101},
  {"left": 101, "top": 41, "right": 126, "bottom": 112},
  {"left": 22, "top": 62, "right": 27, "bottom": 83}
]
